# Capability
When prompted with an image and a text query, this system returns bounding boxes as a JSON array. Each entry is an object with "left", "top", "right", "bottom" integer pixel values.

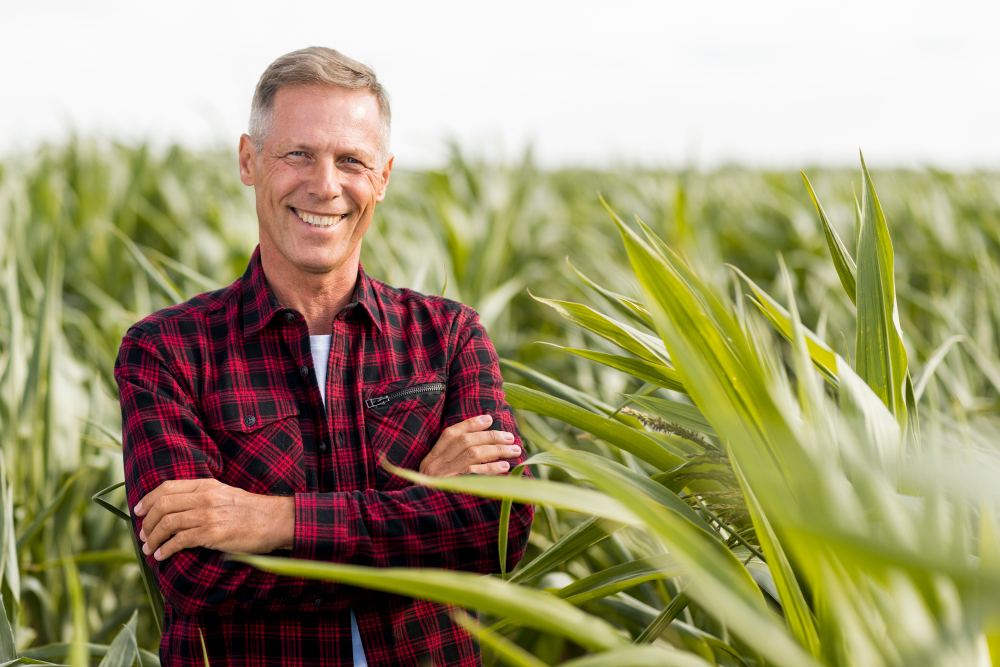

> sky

[{"left": 2, "top": 0, "right": 998, "bottom": 170}]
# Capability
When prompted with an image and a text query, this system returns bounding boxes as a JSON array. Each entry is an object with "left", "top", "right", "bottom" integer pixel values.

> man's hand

[
  {"left": 418, "top": 414, "right": 522, "bottom": 477},
  {"left": 134, "top": 479, "right": 294, "bottom": 561}
]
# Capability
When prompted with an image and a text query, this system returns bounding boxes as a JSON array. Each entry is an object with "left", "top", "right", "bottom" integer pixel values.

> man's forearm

[{"left": 292, "top": 485, "right": 534, "bottom": 574}]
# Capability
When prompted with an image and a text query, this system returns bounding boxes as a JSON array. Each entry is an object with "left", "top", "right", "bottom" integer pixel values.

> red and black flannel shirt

[{"left": 114, "top": 247, "right": 533, "bottom": 666}]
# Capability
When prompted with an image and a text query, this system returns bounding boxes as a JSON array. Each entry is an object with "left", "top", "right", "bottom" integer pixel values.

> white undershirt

[{"left": 310, "top": 334, "right": 367, "bottom": 667}]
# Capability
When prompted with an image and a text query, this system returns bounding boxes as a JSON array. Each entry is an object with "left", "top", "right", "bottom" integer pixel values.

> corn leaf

[
  {"left": 801, "top": 171, "right": 857, "bottom": 304},
  {"left": 530, "top": 294, "right": 671, "bottom": 365},
  {"left": 509, "top": 516, "right": 626, "bottom": 585},
  {"left": 387, "top": 465, "right": 641, "bottom": 525},
  {"left": 729, "top": 451, "right": 822, "bottom": 659},
  {"left": 558, "top": 645, "right": 713, "bottom": 667},
  {"left": 855, "top": 152, "right": 908, "bottom": 427},
  {"left": 555, "top": 554, "right": 685, "bottom": 605},
  {"left": 504, "top": 383, "right": 687, "bottom": 469},
  {"left": 621, "top": 394, "right": 715, "bottom": 437},
  {"left": 233, "top": 555, "right": 628, "bottom": 652},
  {"left": 543, "top": 345, "right": 686, "bottom": 393},
  {"left": 566, "top": 259, "right": 656, "bottom": 330}
]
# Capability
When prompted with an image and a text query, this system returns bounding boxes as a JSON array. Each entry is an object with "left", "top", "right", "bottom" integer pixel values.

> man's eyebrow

[{"left": 275, "top": 142, "right": 316, "bottom": 153}]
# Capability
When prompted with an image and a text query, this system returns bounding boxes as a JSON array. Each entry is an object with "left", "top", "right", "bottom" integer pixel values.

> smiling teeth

[{"left": 295, "top": 209, "right": 344, "bottom": 227}]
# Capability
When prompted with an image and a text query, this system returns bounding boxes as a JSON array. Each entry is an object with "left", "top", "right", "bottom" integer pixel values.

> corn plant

[{"left": 238, "top": 154, "right": 1000, "bottom": 666}]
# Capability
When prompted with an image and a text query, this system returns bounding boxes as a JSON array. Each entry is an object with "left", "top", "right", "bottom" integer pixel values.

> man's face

[{"left": 238, "top": 85, "right": 393, "bottom": 277}]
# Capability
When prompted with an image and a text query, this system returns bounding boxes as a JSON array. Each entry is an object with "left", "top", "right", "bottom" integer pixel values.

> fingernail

[
  {"left": 154, "top": 549, "right": 162, "bottom": 560},
  {"left": 510, "top": 446, "right": 522, "bottom": 456},
  {"left": 479, "top": 415, "right": 492, "bottom": 425},
  {"left": 499, "top": 461, "right": 509, "bottom": 471},
  {"left": 139, "top": 529, "right": 146, "bottom": 541},
  {"left": 134, "top": 502, "right": 142, "bottom": 514},
  {"left": 142, "top": 543, "right": 150, "bottom": 555},
  {"left": 500, "top": 431, "right": 514, "bottom": 442}
]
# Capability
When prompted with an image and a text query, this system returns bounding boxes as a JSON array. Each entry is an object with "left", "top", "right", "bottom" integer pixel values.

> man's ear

[
  {"left": 238, "top": 134, "right": 256, "bottom": 186},
  {"left": 375, "top": 154, "right": 394, "bottom": 203}
]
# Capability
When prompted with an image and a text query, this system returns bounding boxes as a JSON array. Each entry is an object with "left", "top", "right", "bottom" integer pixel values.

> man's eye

[
  {"left": 345, "top": 157, "right": 362, "bottom": 165},
  {"left": 289, "top": 151, "right": 307, "bottom": 157}
]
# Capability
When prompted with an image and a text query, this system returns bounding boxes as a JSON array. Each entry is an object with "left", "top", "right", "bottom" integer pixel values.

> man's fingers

[
  {"left": 142, "top": 509, "right": 204, "bottom": 556},
  {"left": 467, "top": 461, "right": 511, "bottom": 476},
  {"left": 136, "top": 478, "right": 212, "bottom": 517},
  {"left": 139, "top": 492, "right": 210, "bottom": 543},
  {"left": 459, "top": 443, "right": 522, "bottom": 466},
  {"left": 442, "top": 414, "right": 494, "bottom": 439},
  {"left": 151, "top": 527, "right": 203, "bottom": 561}
]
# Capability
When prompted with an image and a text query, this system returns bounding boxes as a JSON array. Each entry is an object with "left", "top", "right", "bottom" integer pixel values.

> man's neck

[{"left": 259, "top": 245, "right": 361, "bottom": 336}]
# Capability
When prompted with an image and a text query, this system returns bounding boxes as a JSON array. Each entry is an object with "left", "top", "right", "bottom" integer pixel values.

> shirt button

[
  {"left": 244, "top": 415, "right": 256, "bottom": 427},
  {"left": 299, "top": 366, "right": 309, "bottom": 377},
  {"left": 283, "top": 312, "right": 295, "bottom": 323},
  {"left": 314, "top": 598, "right": 323, "bottom": 606},
  {"left": 318, "top": 441, "right": 327, "bottom": 453}
]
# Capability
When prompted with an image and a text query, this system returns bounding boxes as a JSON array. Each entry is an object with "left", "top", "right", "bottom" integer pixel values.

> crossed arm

[
  {"left": 115, "top": 318, "right": 533, "bottom": 616},
  {"left": 134, "top": 413, "right": 519, "bottom": 561}
]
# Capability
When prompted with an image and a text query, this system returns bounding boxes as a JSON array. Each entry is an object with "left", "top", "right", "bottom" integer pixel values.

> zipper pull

[{"left": 366, "top": 396, "right": 390, "bottom": 409}]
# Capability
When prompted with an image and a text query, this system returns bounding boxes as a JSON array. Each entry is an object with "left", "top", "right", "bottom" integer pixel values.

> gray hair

[{"left": 249, "top": 47, "right": 391, "bottom": 163}]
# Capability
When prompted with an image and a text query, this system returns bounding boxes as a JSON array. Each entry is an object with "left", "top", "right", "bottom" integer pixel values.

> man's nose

[{"left": 309, "top": 157, "right": 342, "bottom": 200}]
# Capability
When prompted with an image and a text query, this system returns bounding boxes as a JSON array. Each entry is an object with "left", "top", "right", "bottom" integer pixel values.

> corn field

[{"left": 1, "top": 139, "right": 1000, "bottom": 665}]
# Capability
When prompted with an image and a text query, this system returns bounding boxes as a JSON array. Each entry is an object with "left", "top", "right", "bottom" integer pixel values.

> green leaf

[
  {"left": 801, "top": 171, "right": 857, "bottom": 304},
  {"left": 451, "top": 610, "right": 549, "bottom": 667},
  {"left": 232, "top": 555, "right": 627, "bottom": 652},
  {"left": 504, "top": 383, "right": 687, "bottom": 470},
  {"left": 729, "top": 451, "right": 822, "bottom": 658},
  {"left": 97, "top": 610, "right": 140, "bottom": 667},
  {"left": 855, "top": 152, "right": 908, "bottom": 427},
  {"left": 729, "top": 265, "right": 839, "bottom": 387},
  {"left": 566, "top": 258, "right": 656, "bottom": 330},
  {"left": 558, "top": 645, "right": 714, "bottom": 667},
  {"left": 18, "top": 468, "right": 89, "bottom": 552},
  {"left": 499, "top": 358, "right": 614, "bottom": 414},
  {"left": 530, "top": 293, "right": 671, "bottom": 365},
  {"left": 621, "top": 394, "right": 715, "bottom": 437},
  {"left": 555, "top": 554, "right": 685, "bottom": 606},
  {"left": 529, "top": 451, "right": 719, "bottom": 542},
  {"left": 198, "top": 629, "right": 210, "bottom": 667},
  {"left": 109, "top": 226, "right": 184, "bottom": 304},
  {"left": 544, "top": 345, "right": 686, "bottom": 393},
  {"left": 19, "top": 644, "right": 159, "bottom": 666},
  {"left": 634, "top": 590, "right": 691, "bottom": 644},
  {"left": 387, "top": 465, "right": 641, "bottom": 525},
  {"left": 92, "top": 482, "right": 130, "bottom": 522},
  {"left": 912, "top": 334, "right": 964, "bottom": 402},
  {"left": 509, "top": 516, "right": 625, "bottom": 585},
  {"left": 499, "top": 464, "right": 528, "bottom": 577},
  {"left": 0, "top": 592, "right": 16, "bottom": 662}
]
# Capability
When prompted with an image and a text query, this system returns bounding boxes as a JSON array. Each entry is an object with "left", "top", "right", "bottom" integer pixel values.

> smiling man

[{"left": 114, "top": 47, "right": 532, "bottom": 667}]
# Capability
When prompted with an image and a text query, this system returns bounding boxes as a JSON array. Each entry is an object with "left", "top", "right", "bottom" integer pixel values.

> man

[{"left": 115, "top": 47, "right": 533, "bottom": 666}]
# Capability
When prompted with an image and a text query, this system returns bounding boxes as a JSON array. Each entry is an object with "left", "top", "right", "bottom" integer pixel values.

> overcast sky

[{"left": 2, "top": 0, "right": 998, "bottom": 169}]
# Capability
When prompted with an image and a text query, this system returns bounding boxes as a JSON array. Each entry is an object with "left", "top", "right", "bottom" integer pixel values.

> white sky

[{"left": 2, "top": 0, "right": 998, "bottom": 169}]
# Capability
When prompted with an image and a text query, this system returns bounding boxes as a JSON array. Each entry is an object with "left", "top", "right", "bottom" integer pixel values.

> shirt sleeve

[
  {"left": 291, "top": 308, "right": 534, "bottom": 573},
  {"left": 115, "top": 327, "right": 355, "bottom": 616}
]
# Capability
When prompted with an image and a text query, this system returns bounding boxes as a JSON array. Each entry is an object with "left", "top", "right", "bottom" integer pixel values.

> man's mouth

[{"left": 291, "top": 208, "right": 347, "bottom": 228}]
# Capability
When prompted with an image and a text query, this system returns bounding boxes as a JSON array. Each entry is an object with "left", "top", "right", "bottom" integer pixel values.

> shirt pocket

[
  {"left": 201, "top": 391, "right": 304, "bottom": 495},
  {"left": 364, "top": 373, "right": 447, "bottom": 491}
]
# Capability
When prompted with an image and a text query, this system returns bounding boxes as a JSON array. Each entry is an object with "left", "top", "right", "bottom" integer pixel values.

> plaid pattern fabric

[{"left": 115, "top": 247, "right": 533, "bottom": 666}]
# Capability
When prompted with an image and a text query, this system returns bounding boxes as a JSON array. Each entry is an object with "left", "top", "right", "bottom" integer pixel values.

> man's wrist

[{"left": 268, "top": 495, "right": 296, "bottom": 551}]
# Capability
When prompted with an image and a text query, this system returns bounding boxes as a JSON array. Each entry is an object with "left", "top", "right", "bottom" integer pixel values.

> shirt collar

[{"left": 240, "top": 246, "right": 384, "bottom": 337}]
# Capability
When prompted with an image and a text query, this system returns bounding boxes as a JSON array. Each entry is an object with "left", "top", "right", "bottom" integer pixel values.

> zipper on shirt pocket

[{"left": 365, "top": 382, "right": 446, "bottom": 410}]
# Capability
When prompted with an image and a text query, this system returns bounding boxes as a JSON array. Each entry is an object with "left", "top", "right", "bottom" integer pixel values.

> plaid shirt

[{"left": 115, "top": 248, "right": 533, "bottom": 666}]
